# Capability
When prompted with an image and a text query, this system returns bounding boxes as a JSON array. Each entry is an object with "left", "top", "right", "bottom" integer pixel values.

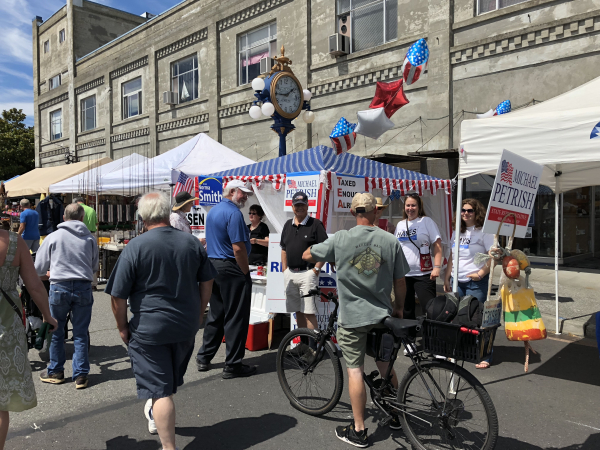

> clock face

[{"left": 273, "top": 75, "right": 302, "bottom": 117}]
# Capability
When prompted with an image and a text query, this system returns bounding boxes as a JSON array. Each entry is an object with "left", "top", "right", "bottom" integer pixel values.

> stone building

[{"left": 32, "top": 0, "right": 600, "bottom": 262}]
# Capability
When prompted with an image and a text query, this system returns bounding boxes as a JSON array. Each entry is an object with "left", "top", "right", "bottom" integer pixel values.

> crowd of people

[{"left": 0, "top": 182, "right": 496, "bottom": 450}]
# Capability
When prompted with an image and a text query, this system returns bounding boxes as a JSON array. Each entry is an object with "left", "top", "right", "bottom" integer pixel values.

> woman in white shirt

[
  {"left": 395, "top": 193, "right": 443, "bottom": 327},
  {"left": 444, "top": 198, "right": 494, "bottom": 368}
]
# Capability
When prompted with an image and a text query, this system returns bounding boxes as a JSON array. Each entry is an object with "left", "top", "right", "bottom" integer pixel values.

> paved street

[{"left": 6, "top": 290, "right": 600, "bottom": 450}]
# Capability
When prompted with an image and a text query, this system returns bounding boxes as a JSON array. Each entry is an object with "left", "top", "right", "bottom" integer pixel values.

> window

[
  {"left": 478, "top": 0, "right": 528, "bottom": 14},
  {"left": 171, "top": 56, "right": 198, "bottom": 103},
  {"left": 59, "top": 29, "right": 65, "bottom": 43},
  {"left": 238, "top": 23, "right": 277, "bottom": 86},
  {"left": 49, "top": 74, "right": 61, "bottom": 90},
  {"left": 122, "top": 77, "right": 142, "bottom": 119},
  {"left": 50, "top": 110, "right": 62, "bottom": 140},
  {"left": 337, "top": 0, "right": 397, "bottom": 53},
  {"left": 80, "top": 95, "right": 96, "bottom": 131},
  {"left": 43, "top": 40, "right": 49, "bottom": 53}
]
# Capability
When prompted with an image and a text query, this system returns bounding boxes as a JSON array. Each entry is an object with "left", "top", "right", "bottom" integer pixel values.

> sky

[{"left": 0, "top": 0, "right": 182, "bottom": 127}]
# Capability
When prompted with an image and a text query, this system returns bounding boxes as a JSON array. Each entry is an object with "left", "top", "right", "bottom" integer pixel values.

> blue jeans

[
  {"left": 48, "top": 280, "right": 94, "bottom": 379},
  {"left": 451, "top": 274, "right": 490, "bottom": 304}
]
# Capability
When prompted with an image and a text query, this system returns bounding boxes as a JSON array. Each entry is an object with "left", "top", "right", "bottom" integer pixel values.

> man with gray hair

[
  {"left": 106, "top": 192, "right": 217, "bottom": 450},
  {"left": 35, "top": 203, "right": 99, "bottom": 389},
  {"left": 73, "top": 196, "right": 99, "bottom": 289},
  {"left": 18, "top": 198, "right": 40, "bottom": 252},
  {"left": 196, "top": 180, "right": 257, "bottom": 379}
]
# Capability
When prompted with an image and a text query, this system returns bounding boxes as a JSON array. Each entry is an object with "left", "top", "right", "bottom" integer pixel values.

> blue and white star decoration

[
  {"left": 402, "top": 38, "right": 429, "bottom": 86},
  {"left": 330, "top": 117, "right": 358, "bottom": 155},
  {"left": 495, "top": 100, "right": 512, "bottom": 115},
  {"left": 590, "top": 121, "right": 600, "bottom": 139}
]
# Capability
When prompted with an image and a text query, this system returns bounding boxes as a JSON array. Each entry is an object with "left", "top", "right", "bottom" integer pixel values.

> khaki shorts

[
  {"left": 337, "top": 323, "right": 387, "bottom": 369},
  {"left": 284, "top": 268, "right": 319, "bottom": 314}
]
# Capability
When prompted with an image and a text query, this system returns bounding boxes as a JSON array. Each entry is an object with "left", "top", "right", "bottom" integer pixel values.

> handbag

[{"left": 406, "top": 220, "right": 433, "bottom": 272}]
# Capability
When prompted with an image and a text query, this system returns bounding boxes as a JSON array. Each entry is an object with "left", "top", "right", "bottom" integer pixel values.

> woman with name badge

[
  {"left": 444, "top": 198, "right": 494, "bottom": 369},
  {"left": 395, "top": 193, "right": 443, "bottom": 349}
]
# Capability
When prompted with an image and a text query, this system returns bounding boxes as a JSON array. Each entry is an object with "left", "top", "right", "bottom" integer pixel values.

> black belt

[
  {"left": 210, "top": 257, "right": 237, "bottom": 263},
  {"left": 288, "top": 265, "right": 313, "bottom": 272}
]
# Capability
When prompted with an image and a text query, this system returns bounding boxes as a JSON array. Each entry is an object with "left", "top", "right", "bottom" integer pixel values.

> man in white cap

[
  {"left": 196, "top": 180, "right": 257, "bottom": 379},
  {"left": 303, "top": 192, "right": 409, "bottom": 448}
]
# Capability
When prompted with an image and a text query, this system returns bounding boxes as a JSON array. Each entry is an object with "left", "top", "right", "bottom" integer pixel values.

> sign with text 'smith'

[
  {"left": 284, "top": 172, "right": 320, "bottom": 212},
  {"left": 483, "top": 150, "right": 543, "bottom": 238}
]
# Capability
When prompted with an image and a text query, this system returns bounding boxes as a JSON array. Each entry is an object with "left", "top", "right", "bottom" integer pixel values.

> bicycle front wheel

[
  {"left": 398, "top": 360, "right": 498, "bottom": 450},
  {"left": 276, "top": 328, "right": 343, "bottom": 416}
]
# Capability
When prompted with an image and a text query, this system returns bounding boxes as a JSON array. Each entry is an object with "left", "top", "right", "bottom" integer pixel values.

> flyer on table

[
  {"left": 482, "top": 149, "right": 543, "bottom": 238},
  {"left": 284, "top": 172, "right": 320, "bottom": 212}
]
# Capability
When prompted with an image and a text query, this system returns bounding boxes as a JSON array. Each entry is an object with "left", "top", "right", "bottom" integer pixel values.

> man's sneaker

[
  {"left": 335, "top": 422, "right": 369, "bottom": 448},
  {"left": 288, "top": 342, "right": 309, "bottom": 357},
  {"left": 39, "top": 371, "right": 65, "bottom": 384},
  {"left": 389, "top": 414, "right": 402, "bottom": 430},
  {"left": 222, "top": 364, "right": 257, "bottom": 379},
  {"left": 144, "top": 399, "right": 158, "bottom": 434},
  {"left": 196, "top": 360, "right": 210, "bottom": 372},
  {"left": 74, "top": 375, "right": 88, "bottom": 389}
]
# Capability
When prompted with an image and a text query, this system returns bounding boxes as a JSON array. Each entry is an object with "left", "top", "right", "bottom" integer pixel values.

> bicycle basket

[{"left": 421, "top": 319, "right": 499, "bottom": 363}]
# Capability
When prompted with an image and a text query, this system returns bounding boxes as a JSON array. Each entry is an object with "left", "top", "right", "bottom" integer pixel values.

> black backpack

[
  {"left": 451, "top": 295, "right": 484, "bottom": 328},
  {"left": 425, "top": 293, "right": 458, "bottom": 322}
]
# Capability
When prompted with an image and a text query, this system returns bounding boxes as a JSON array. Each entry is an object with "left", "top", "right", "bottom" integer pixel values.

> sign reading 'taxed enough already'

[{"left": 483, "top": 149, "right": 543, "bottom": 238}]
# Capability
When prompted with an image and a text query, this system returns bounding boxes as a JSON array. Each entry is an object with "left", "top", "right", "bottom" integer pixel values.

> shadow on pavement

[
  {"left": 535, "top": 292, "right": 574, "bottom": 303},
  {"left": 532, "top": 341, "right": 600, "bottom": 387},
  {"left": 491, "top": 344, "right": 542, "bottom": 367},
  {"left": 496, "top": 433, "right": 600, "bottom": 449},
  {"left": 177, "top": 413, "right": 297, "bottom": 449},
  {"left": 106, "top": 436, "right": 159, "bottom": 450}
]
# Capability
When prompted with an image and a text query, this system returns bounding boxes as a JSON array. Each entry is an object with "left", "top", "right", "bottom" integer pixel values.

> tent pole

[
  {"left": 555, "top": 190, "right": 560, "bottom": 335},
  {"left": 452, "top": 178, "right": 463, "bottom": 292}
]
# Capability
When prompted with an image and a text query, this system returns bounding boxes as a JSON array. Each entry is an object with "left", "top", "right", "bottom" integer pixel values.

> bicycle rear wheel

[
  {"left": 398, "top": 360, "right": 498, "bottom": 450},
  {"left": 276, "top": 328, "right": 343, "bottom": 416}
]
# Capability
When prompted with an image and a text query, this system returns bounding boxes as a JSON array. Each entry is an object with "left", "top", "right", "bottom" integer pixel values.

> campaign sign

[
  {"left": 481, "top": 299, "right": 502, "bottom": 328},
  {"left": 483, "top": 150, "right": 543, "bottom": 238},
  {"left": 284, "top": 172, "right": 320, "bottom": 212},
  {"left": 186, "top": 205, "right": 208, "bottom": 239},
  {"left": 196, "top": 177, "right": 222, "bottom": 206},
  {"left": 266, "top": 233, "right": 337, "bottom": 315},
  {"left": 334, "top": 174, "right": 365, "bottom": 212}
]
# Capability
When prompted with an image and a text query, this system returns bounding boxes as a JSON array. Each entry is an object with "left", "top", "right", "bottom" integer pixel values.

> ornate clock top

[{"left": 270, "top": 45, "right": 293, "bottom": 75}]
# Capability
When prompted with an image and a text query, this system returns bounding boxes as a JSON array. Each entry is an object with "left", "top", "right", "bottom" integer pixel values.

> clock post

[{"left": 248, "top": 46, "right": 315, "bottom": 157}]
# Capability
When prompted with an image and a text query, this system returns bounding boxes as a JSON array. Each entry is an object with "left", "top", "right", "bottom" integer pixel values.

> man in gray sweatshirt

[{"left": 35, "top": 203, "right": 98, "bottom": 389}]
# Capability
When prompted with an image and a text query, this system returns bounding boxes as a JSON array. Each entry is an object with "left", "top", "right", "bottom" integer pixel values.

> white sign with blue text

[
  {"left": 196, "top": 176, "right": 223, "bottom": 206},
  {"left": 284, "top": 172, "right": 320, "bottom": 213},
  {"left": 482, "top": 149, "right": 543, "bottom": 238}
]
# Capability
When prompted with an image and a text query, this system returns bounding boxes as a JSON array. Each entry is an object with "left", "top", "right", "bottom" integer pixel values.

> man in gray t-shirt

[{"left": 303, "top": 193, "right": 408, "bottom": 447}]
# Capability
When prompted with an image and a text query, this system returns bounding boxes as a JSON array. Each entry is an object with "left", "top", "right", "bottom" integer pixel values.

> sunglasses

[
  {"left": 248, "top": 212, "right": 257, "bottom": 216},
  {"left": 461, "top": 208, "right": 474, "bottom": 213}
]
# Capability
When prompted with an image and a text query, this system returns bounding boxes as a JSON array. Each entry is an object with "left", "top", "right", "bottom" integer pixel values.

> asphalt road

[{"left": 6, "top": 291, "right": 600, "bottom": 450}]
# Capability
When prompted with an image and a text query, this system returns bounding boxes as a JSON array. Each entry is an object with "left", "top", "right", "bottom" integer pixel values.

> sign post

[{"left": 483, "top": 149, "right": 543, "bottom": 238}]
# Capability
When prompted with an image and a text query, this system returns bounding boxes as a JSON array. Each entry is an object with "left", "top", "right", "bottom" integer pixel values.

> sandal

[{"left": 476, "top": 361, "right": 490, "bottom": 369}]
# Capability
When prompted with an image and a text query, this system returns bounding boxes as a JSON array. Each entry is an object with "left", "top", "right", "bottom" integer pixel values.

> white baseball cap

[{"left": 226, "top": 179, "right": 253, "bottom": 193}]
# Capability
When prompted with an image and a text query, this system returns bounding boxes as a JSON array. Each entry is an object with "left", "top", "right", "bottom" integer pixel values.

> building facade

[{"left": 32, "top": 0, "right": 600, "bottom": 262}]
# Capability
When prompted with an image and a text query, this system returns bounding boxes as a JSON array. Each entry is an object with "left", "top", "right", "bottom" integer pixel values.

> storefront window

[{"left": 562, "top": 187, "right": 592, "bottom": 258}]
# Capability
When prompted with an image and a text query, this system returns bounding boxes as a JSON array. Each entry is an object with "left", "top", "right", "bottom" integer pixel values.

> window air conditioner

[
  {"left": 329, "top": 33, "right": 350, "bottom": 56},
  {"left": 260, "top": 57, "right": 275, "bottom": 74},
  {"left": 162, "top": 91, "right": 178, "bottom": 105}
]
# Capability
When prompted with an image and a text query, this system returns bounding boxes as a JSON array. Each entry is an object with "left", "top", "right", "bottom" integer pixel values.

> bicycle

[{"left": 276, "top": 287, "right": 499, "bottom": 450}]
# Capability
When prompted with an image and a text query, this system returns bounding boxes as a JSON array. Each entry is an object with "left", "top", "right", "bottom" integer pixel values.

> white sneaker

[{"left": 144, "top": 399, "right": 158, "bottom": 434}]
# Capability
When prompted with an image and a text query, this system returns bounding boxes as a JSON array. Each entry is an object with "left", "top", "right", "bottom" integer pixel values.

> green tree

[{"left": 0, "top": 108, "right": 35, "bottom": 181}]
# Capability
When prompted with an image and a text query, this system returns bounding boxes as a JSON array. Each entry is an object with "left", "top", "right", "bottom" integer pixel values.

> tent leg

[
  {"left": 452, "top": 178, "right": 463, "bottom": 293},
  {"left": 555, "top": 192, "right": 560, "bottom": 335}
]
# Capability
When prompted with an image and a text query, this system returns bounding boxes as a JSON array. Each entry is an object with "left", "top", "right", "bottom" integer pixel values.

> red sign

[
  {"left": 284, "top": 199, "right": 317, "bottom": 207},
  {"left": 487, "top": 206, "right": 529, "bottom": 226}
]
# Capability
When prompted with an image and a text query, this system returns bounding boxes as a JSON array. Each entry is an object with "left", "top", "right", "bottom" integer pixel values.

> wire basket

[{"left": 421, "top": 319, "right": 499, "bottom": 363}]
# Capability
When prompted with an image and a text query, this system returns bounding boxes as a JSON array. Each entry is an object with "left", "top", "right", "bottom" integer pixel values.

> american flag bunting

[{"left": 173, "top": 171, "right": 195, "bottom": 196}]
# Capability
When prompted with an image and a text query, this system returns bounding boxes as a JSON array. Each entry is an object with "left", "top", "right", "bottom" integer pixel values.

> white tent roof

[
  {"left": 49, "top": 153, "right": 148, "bottom": 194},
  {"left": 100, "top": 133, "right": 254, "bottom": 194},
  {"left": 459, "top": 75, "right": 600, "bottom": 193}
]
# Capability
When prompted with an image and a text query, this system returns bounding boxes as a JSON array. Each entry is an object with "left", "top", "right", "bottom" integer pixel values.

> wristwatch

[{"left": 312, "top": 268, "right": 320, "bottom": 276}]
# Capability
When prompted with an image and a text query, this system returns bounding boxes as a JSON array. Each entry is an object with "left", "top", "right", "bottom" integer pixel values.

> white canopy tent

[
  {"left": 99, "top": 133, "right": 254, "bottom": 194},
  {"left": 458, "top": 75, "right": 600, "bottom": 334},
  {"left": 49, "top": 153, "right": 149, "bottom": 194}
]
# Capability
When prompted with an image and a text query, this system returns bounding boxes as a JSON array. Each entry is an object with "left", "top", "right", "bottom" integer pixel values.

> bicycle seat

[{"left": 383, "top": 317, "right": 420, "bottom": 338}]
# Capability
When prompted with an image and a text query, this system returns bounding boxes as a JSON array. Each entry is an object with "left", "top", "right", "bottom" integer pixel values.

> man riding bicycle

[{"left": 303, "top": 193, "right": 409, "bottom": 448}]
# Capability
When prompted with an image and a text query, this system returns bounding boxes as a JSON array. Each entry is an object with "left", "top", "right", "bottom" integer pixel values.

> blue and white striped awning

[{"left": 210, "top": 145, "right": 440, "bottom": 181}]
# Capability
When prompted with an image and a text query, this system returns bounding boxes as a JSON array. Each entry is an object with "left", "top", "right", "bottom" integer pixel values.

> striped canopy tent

[{"left": 209, "top": 146, "right": 452, "bottom": 247}]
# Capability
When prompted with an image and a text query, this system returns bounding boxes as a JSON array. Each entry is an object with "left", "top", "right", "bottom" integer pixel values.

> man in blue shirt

[
  {"left": 196, "top": 179, "right": 257, "bottom": 378},
  {"left": 18, "top": 199, "right": 40, "bottom": 252}
]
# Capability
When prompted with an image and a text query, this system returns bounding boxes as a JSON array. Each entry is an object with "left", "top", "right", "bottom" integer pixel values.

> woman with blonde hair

[{"left": 444, "top": 198, "right": 494, "bottom": 368}]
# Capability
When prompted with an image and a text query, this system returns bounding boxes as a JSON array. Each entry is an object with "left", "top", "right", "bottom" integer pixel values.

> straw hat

[
  {"left": 375, "top": 197, "right": 389, "bottom": 210},
  {"left": 172, "top": 191, "right": 198, "bottom": 211}
]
